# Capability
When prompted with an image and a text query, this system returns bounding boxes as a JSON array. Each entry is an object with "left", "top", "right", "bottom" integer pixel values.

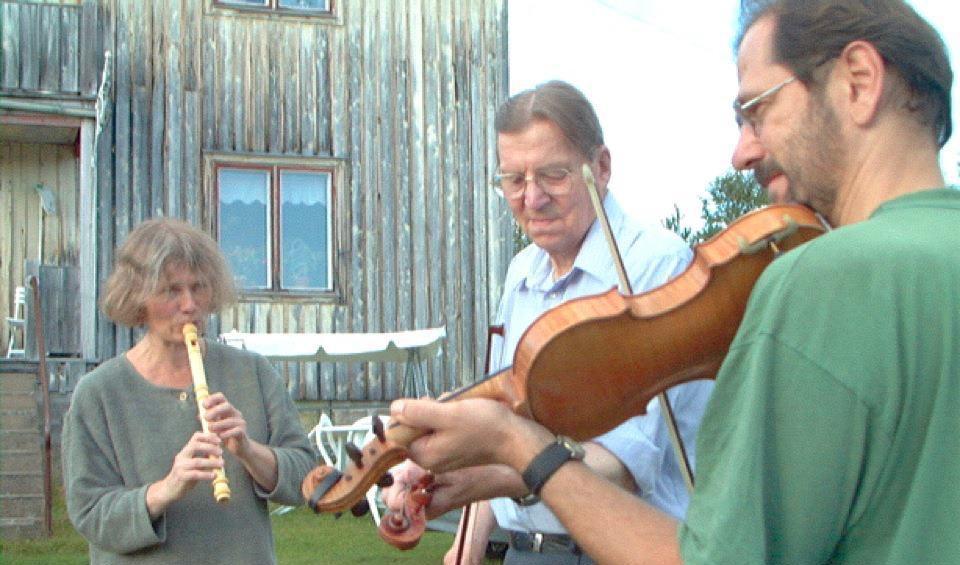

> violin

[{"left": 302, "top": 202, "right": 827, "bottom": 546}]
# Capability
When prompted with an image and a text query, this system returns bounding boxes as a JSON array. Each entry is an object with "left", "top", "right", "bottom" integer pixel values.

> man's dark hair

[
  {"left": 737, "top": 0, "right": 952, "bottom": 147},
  {"left": 494, "top": 80, "right": 604, "bottom": 158}
]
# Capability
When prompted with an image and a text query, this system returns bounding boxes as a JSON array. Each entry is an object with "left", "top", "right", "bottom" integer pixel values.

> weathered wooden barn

[
  {"left": 1, "top": 0, "right": 512, "bottom": 537},
  {"left": 2, "top": 0, "right": 513, "bottom": 397}
]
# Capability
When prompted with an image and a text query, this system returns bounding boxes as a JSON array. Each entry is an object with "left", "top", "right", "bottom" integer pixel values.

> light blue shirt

[{"left": 489, "top": 192, "right": 714, "bottom": 533}]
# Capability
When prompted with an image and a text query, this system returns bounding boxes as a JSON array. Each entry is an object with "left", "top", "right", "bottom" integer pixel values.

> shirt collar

[{"left": 870, "top": 186, "right": 960, "bottom": 218}]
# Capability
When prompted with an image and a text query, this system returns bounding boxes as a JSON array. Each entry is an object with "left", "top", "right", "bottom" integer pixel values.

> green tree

[
  {"left": 664, "top": 170, "right": 768, "bottom": 244},
  {"left": 513, "top": 221, "right": 531, "bottom": 254}
]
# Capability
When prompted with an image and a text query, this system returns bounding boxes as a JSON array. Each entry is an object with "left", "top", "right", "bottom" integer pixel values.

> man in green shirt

[{"left": 385, "top": 1, "right": 960, "bottom": 563}]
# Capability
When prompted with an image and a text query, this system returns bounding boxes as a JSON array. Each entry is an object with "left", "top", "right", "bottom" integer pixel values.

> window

[
  {"left": 214, "top": 0, "right": 332, "bottom": 16},
  {"left": 208, "top": 155, "right": 342, "bottom": 298}
]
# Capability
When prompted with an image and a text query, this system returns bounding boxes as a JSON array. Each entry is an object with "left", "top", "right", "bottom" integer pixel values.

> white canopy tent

[{"left": 218, "top": 326, "right": 446, "bottom": 398}]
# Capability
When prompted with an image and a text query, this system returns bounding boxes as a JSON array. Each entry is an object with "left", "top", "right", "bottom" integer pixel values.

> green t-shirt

[{"left": 679, "top": 188, "right": 960, "bottom": 564}]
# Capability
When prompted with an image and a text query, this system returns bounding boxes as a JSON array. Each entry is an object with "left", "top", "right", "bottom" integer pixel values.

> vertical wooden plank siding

[
  {"left": 407, "top": 0, "right": 429, "bottom": 340},
  {"left": 1, "top": 3, "right": 20, "bottom": 89},
  {"left": 323, "top": 20, "right": 343, "bottom": 396},
  {"left": 148, "top": 1, "right": 165, "bottom": 219},
  {"left": 39, "top": 7, "right": 62, "bottom": 92},
  {"left": 165, "top": 0, "right": 184, "bottom": 218},
  {"left": 60, "top": 7, "right": 80, "bottom": 93},
  {"left": 393, "top": 1, "right": 413, "bottom": 399},
  {"left": 376, "top": 1, "right": 398, "bottom": 400},
  {"left": 19, "top": 3, "right": 40, "bottom": 91},
  {"left": 421, "top": 0, "right": 445, "bottom": 385},
  {"left": 0, "top": 3, "right": 83, "bottom": 94},
  {"left": 1, "top": 0, "right": 510, "bottom": 402},
  {"left": 78, "top": 0, "right": 100, "bottom": 96},
  {"left": 359, "top": 0, "right": 380, "bottom": 400},
  {"left": 93, "top": 0, "right": 116, "bottom": 360}
]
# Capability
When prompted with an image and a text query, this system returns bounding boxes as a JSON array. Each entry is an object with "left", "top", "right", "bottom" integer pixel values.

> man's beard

[
  {"left": 782, "top": 92, "right": 846, "bottom": 218},
  {"left": 753, "top": 93, "right": 846, "bottom": 218}
]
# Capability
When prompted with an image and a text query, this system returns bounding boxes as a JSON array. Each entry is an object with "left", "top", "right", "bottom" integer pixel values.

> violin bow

[
  {"left": 453, "top": 502, "right": 474, "bottom": 564},
  {"left": 453, "top": 322, "right": 504, "bottom": 563},
  {"left": 582, "top": 165, "right": 696, "bottom": 493}
]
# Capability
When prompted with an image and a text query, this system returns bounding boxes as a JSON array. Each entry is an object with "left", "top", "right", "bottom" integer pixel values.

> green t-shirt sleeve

[{"left": 678, "top": 336, "right": 870, "bottom": 564}]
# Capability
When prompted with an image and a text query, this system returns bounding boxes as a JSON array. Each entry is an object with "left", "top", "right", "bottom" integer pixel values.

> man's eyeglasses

[
  {"left": 492, "top": 167, "right": 575, "bottom": 200},
  {"left": 733, "top": 75, "right": 797, "bottom": 132}
]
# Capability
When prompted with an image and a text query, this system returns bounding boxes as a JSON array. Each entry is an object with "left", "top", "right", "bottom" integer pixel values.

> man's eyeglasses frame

[{"left": 733, "top": 75, "right": 797, "bottom": 132}]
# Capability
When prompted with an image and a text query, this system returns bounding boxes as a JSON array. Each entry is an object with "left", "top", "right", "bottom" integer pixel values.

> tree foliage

[
  {"left": 513, "top": 221, "right": 531, "bottom": 254},
  {"left": 664, "top": 170, "right": 768, "bottom": 244}
]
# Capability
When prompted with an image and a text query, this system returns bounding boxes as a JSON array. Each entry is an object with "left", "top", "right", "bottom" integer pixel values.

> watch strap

[{"left": 521, "top": 436, "right": 584, "bottom": 496}]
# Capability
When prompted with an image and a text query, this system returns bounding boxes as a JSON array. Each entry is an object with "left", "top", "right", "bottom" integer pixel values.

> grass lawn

[{"left": 2, "top": 486, "right": 501, "bottom": 564}]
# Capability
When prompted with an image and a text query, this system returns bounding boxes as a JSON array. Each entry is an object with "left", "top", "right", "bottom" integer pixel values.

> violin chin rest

[{"left": 303, "top": 466, "right": 343, "bottom": 512}]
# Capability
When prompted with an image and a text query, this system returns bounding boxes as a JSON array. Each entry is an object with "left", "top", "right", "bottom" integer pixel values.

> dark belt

[{"left": 507, "top": 530, "right": 582, "bottom": 554}]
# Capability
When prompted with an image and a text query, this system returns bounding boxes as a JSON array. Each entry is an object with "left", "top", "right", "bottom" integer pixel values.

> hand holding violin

[
  {"left": 382, "top": 458, "right": 529, "bottom": 520},
  {"left": 389, "top": 398, "right": 550, "bottom": 476}
]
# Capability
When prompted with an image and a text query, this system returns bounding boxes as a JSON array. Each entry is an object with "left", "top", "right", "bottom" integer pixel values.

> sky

[{"left": 509, "top": 0, "right": 960, "bottom": 229}]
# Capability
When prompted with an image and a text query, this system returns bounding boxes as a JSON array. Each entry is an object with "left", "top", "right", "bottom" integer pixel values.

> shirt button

[{"left": 179, "top": 392, "right": 189, "bottom": 402}]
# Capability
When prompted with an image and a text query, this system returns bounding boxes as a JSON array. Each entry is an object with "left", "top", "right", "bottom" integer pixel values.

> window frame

[
  {"left": 208, "top": 0, "right": 341, "bottom": 24},
  {"left": 204, "top": 152, "right": 346, "bottom": 303}
]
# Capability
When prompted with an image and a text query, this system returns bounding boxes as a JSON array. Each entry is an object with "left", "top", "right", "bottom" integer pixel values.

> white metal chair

[{"left": 5, "top": 286, "right": 26, "bottom": 358}]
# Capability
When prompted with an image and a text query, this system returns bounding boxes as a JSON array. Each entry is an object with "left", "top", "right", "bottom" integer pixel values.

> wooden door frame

[{"left": 0, "top": 112, "right": 96, "bottom": 361}]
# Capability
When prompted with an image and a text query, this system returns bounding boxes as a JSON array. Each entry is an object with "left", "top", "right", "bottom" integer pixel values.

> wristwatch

[{"left": 520, "top": 435, "right": 586, "bottom": 497}]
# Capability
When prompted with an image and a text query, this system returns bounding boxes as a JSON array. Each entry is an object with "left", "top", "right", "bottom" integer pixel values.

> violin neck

[
  {"left": 443, "top": 366, "right": 523, "bottom": 408},
  {"left": 383, "top": 367, "right": 522, "bottom": 448}
]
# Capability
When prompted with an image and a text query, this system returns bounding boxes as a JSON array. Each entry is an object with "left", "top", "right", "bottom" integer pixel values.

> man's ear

[
  {"left": 594, "top": 145, "right": 612, "bottom": 191},
  {"left": 835, "top": 40, "right": 886, "bottom": 127}
]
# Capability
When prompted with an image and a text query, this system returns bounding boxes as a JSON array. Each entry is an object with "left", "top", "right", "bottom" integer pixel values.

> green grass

[{"left": 1, "top": 487, "right": 500, "bottom": 564}]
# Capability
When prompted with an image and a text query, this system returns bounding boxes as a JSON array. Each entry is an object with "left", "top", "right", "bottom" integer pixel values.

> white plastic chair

[{"left": 5, "top": 286, "right": 26, "bottom": 358}]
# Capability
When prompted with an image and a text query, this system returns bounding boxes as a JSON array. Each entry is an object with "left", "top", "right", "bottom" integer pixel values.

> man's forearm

[
  {"left": 500, "top": 423, "right": 682, "bottom": 565},
  {"left": 539, "top": 462, "right": 682, "bottom": 565}
]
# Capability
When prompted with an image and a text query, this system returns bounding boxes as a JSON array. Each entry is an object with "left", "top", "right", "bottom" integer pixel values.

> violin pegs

[
  {"left": 372, "top": 416, "right": 386, "bottom": 442},
  {"left": 410, "top": 488, "right": 432, "bottom": 507},
  {"left": 334, "top": 512, "right": 343, "bottom": 520},
  {"left": 377, "top": 472, "right": 395, "bottom": 488},
  {"left": 350, "top": 498, "right": 370, "bottom": 517},
  {"left": 345, "top": 442, "right": 364, "bottom": 468}
]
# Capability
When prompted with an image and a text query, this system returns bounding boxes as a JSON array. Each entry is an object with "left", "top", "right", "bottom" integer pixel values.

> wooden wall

[
  {"left": 2, "top": 0, "right": 514, "bottom": 402},
  {"left": 0, "top": 141, "right": 80, "bottom": 355},
  {"left": 0, "top": 0, "right": 103, "bottom": 97}
]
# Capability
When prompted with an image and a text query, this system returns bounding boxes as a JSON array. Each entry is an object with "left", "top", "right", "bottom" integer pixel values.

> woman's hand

[
  {"left": 201, "top": 391, "right": 279, "bottom": 491},
  {"left": 202, "top": 392, "right": 250, "bottom": 457},
  {"left": 146, "top": 431, "right": 223, "bottom": 518}
]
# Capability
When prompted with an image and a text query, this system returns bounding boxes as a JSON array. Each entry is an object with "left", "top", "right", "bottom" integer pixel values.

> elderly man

[
  {"left": 386, "top": 80, "right": 713, "bottom": 564},
  {"left": 389, "top": 1, "right": 959, "bottom": 564}
]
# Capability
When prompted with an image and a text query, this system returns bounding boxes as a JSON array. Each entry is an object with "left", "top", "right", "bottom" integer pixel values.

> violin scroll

[
  {"left": 378, "top": 473, "right": 435, "bottom": 550},
  {"left": 301, "top": 418, "right": 411, "bottom": 516}
]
